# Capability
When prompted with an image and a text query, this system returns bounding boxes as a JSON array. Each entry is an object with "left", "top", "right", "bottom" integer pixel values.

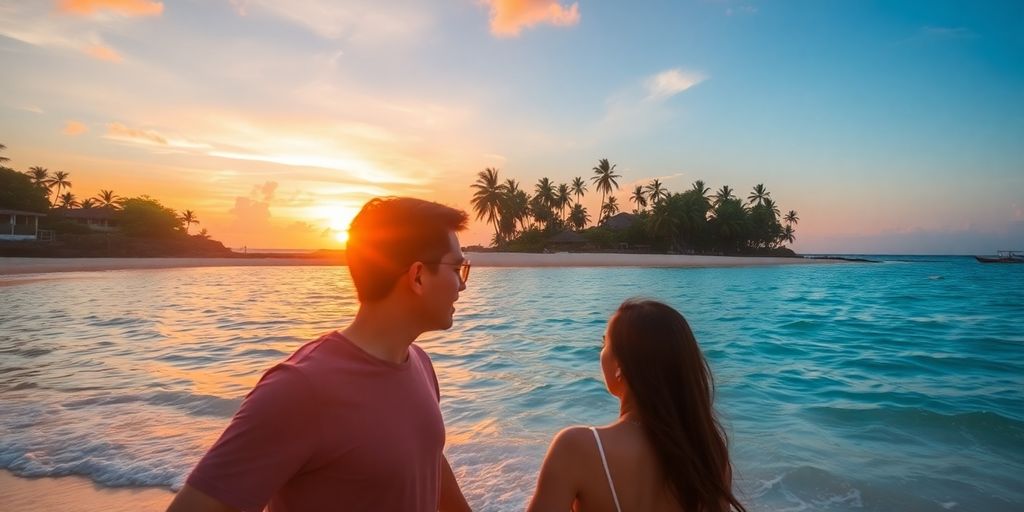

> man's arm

[
  {"left": 439, "top": 455, "right": 472, "bottom": 512},
  {"left": 166, "top": 484, "right": 237, "bottom": 512}
]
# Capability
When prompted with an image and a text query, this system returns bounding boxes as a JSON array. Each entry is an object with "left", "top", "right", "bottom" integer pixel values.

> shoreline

[
  {"left": 0, "top": 470, "right": 174, "bottom": 512},
  {"left": 0, "top": 253, "right": 845, "bottom": 276}
]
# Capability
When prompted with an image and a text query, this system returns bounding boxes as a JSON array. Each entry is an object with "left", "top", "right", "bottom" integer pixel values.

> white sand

[{"left": 0, "top": 253, "right": 842, "bottom": 276}]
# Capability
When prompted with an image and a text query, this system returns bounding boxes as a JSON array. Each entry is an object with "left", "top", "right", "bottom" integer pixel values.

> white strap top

[{"left": 590, "top": 427, "right": 623, "bottom": 512}]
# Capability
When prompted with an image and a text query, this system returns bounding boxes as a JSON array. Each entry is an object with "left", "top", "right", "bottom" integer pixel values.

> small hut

[
  {"left": 0, "top": 209, "right": 45, "bottom": 241},
  {"left": 547, "top": 230, "right": 587, "bottom": 252},
  {"left": 601, "top": 212, "right": 638, "bottom": 231}
]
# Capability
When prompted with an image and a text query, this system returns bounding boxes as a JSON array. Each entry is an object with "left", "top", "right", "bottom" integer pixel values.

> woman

[{"left": 528, "top": 299, "right": 746, "bottom": 512}]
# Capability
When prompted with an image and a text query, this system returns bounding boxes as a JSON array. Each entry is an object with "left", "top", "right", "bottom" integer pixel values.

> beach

[{"left": 0, "top": 252, "right": 840, "bottom": 276}]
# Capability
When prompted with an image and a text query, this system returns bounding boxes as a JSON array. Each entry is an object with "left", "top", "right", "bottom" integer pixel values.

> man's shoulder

[{"left": 408, "top": 342, "right": 432, "bottom": 362}]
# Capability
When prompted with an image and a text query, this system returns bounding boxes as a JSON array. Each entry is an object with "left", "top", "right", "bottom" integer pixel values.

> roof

[
  {"left": 602, "top": 212, "right": 638, "bottom": 230},
  {"left": 53, "top": 207, "right": 118, "bottom": 220},
  {"left": 548, "top": 230, "right": 587, "bottom": 243},
  {"left": 0, "top": 209, "right": 46, "bottom": 216}
]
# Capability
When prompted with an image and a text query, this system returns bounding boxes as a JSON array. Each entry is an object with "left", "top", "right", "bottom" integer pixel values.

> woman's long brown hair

[{"left": 608, "top": 299, "right": 746, "bottom": 512}]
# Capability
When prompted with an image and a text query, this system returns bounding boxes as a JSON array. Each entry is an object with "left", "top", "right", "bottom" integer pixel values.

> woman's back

[
  {"left": 528, "top": 299, "right": 745, "bottom": 512},
  {"left": 534, "top": 422, "right": 682, "bottom": 512}
]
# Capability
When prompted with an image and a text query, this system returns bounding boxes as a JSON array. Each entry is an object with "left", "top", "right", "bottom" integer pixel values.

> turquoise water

[{"left": 1, "top": 257, "right": 1022, "bottom": 511}]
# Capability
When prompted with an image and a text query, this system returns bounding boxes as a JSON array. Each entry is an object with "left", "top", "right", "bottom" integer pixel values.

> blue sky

[{"left": 1, "top": 0, "right": 1021, "bottom": 252}]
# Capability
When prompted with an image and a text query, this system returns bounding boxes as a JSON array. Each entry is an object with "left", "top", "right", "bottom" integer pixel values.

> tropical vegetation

[
  {"left": 0, "top": 143, "right": 206, "bottom": 240},
  {"left": 470, "top": 159, "right": 800, "bottom": 255}
]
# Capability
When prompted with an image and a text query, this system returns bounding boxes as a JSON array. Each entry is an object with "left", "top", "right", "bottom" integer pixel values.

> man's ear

[{"left": 407, "top": 262, "right": 425, "bottom": 295}]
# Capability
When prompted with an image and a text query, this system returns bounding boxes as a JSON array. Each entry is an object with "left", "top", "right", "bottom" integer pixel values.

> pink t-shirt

[{"left": 187, "top": 331, "right": 445, "bottom": 512}]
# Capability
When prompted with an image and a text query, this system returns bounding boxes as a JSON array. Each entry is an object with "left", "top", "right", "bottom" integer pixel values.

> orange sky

[{"left": 2, "top": 1, "right": 1022, "bottom": 253}]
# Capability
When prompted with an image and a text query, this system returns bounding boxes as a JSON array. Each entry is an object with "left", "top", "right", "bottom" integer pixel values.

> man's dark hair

[{"left": 346, "top": 197, "right": 468, "bottom": 302}]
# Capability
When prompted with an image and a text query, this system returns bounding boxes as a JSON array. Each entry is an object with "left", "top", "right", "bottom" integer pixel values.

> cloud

[
  {"left": 485, "top": 0, "right": 580, "bottom": 37},
  {"left": 230, "top": 1, "right": 429, "bottom": 43},
  {"left": 58, "top": 0, "right": 164, "bottom": 17},
  {"left": 105, "top": 122, "right": 168, "bottom": 145},
  {"left": 725, "top": 5, "right": 758, "bottom": 16},
  {"left": 63, "top": 120, "right": 88, "bottom": 136},
  {"left": 645, "top": 68, "right": 706, "bottom": 100},
  {"left": 229, "top": 196, "right": 271, "bottom": 228},
  {"left": 919, "top": 26, "right": 977, "bottom": 40},
  {"left": 83, "top": 43, "right": 123, "bottom": 62},
  {"left": 253, "top": 181, "right": 278, "bottom": 202}
]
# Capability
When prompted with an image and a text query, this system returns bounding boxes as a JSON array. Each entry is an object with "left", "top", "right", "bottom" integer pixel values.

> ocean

[{"left": 1, "top": 256, "right": 1021, "bottom": 511}]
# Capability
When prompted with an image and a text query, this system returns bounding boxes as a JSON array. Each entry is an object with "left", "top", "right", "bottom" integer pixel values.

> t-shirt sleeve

[{"left": 186, "top": 364, "right": 319, "bottom": 512}]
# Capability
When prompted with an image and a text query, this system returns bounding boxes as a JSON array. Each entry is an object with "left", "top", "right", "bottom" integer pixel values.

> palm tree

[
  {"left": 80, "top": 198, "right": 97, "bottom": 209},
  {"left": 781, "top": 224, "right": 796, "bottom": 245},
  {"left": 692, "top": 179, "right": 712, "bottom": 213},
  {"left": 96, "top": 189, "right": 121, "bottom": 209},
  {"left": 590, "top": 158, "right": 621, "bottom": 215},
  {"left": 471, "top": 168, "right": 503, "bottom": 244},
  {"left": 180, "top": 210, "right": 199, "bottom": 234},
  {"left": 762, "top": 197, "right": 781, "bottom": 219},
  {"left": 26, "top": 166, "right": 50, "bottom": 189},
  {"left": 47, "top": 171, "right": 72, "bottom": 207},
  {"left": 601, "top": 196, "right": 620, "bottom": 222},
  {"left": 568, "top": 203, "right": 590, "bottom": 231},
  {"left": 630, "top": 185, "right": 648, "bottom": 213},
  {"left": 0, "top": 143, "right": 9, "bottom": 164},
  {"left": 713, "top": 185, "right": 734, "bottom": 207},
  {"left": 570, "top": 176, "right": 587, "bottom": 204},
  {"left": 784, "top": 210, "right": 799, "bottom": 226},
  {"left": 555, "top": 183, "right": 571, "bottom": 222},
  {"left": 645, "top": 179, "right": 668, "bottom": 206},
  {"left": 692, "top": 180, "right": 710, "bottom": 201},
  {"left": 57, "top": 192, "right": 79, "bottom": 209},
  {"left": 534, "top": 177, "right": 556, "bottom": 210},
  {"left": 747, "top": 183, "right": 769, "bottom": 206}
]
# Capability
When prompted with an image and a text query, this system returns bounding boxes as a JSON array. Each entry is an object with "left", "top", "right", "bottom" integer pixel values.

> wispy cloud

[
  {"left": 63, "top": 120, "right": 89, "bottom": 136},
  {"left": 105, "top": 122, "right": 168, "bottom": 145},
  {"left": 229, "top": 1, "right": 430, "bottom": 43},
  {"left": 919, "top": 26, "right": 977, "bottom": 40},
  {"left": 58, "top": 0, "right": 164, "bottom": 17},
  {"left": 83, "top": 43, "right": 122, "bottom": 62},
  {"left": 645, "top": 68, "right": 707, "bottom": 101},
  {"left": 725, "top": 5, "right": 758, "bottom": 16},
  {"left": 16, "top": 105, "right": 45, "bottom": 114},
  {"left": 484, "top": 0, "right": 580, "bottom": 38}
]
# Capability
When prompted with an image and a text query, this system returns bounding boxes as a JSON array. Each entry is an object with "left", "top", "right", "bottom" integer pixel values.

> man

[{"left": 168, "top": 197, "right": 473, "bottom": 512}]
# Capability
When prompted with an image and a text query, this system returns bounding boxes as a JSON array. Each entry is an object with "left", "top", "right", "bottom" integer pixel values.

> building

[
  {"left": 601, "top": 212, "right": 639, "bottom": 230},
  {"left": 0, "top": 209, "right": 45, "bottom": 241},
  {"left": 54, "top": 207, "right": 120, "bottom": 232}
]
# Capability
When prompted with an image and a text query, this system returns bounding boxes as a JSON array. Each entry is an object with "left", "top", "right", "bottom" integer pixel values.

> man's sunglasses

[{"left": 425, "top": 260, "right": 471, "bottom": 283}]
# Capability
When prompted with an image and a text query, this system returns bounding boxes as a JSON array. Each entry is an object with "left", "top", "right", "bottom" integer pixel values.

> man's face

[{"left": 421, "top": 231, "right": 467, "bottom": 331}]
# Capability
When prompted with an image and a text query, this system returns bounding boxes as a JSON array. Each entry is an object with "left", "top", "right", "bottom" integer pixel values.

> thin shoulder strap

[{"left": 590, "top": 427, "right": 623, "bottom": 512}]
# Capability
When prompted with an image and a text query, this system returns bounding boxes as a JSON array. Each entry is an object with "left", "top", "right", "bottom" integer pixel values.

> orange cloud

[
  {"left": 63, "top": 120, "right": 88, "bottom": 136},
  {"left": 486, "top": 0, "right": 580, "bottom": 37},
  {"left": 59, "top": 0, "right": 164, "bottom": 17},
  {"left": 106, "top": 122, "right": 168, "bottom": 145},
  {"left": 83, "top": 44, "right": 123, "bottom": 62}
]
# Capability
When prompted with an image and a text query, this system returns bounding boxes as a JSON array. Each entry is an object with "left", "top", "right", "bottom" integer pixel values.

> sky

[{"left": 1, "top": 0, "right": 1022, "bottom": 254}]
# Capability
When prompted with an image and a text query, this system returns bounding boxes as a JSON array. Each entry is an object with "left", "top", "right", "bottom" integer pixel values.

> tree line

[
  {"left": 471, "top": 158, "right": 799, "bottom": 254},
  {"left": 0, "top": 143, "right": 202, "bottom": 238}
]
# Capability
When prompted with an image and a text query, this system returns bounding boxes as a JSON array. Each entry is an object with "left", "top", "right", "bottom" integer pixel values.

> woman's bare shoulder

[{"left": 547, "top": 426, "right": 598, "bottom": 461}]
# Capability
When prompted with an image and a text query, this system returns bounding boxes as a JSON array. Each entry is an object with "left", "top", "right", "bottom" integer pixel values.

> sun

[{"left": 309, "top": 204, "right": 359, "bottom": 247}]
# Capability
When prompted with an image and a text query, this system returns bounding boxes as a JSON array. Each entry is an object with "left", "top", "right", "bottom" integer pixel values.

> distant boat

[{"left": 975, "top": 250, "right": 1024, "bottom": 263}]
